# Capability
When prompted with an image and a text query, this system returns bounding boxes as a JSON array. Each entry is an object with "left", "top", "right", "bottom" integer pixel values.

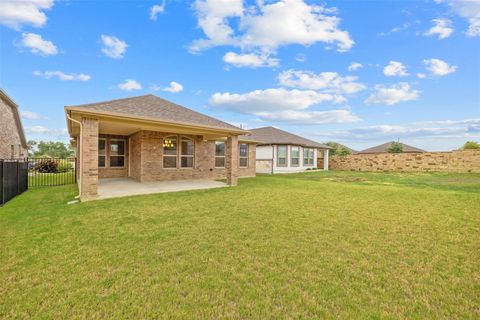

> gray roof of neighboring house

[
  {"left": 0, "top": 89, "right": 27, "bottom": 148},
  {"left": 66, "top": 94, "right": 245, "bottom": 132},
  {"left": 359, "top": 141, "right": 426, "bottom": 154},
  {"left": 244, "top": 126, "right": 331, "bottom": 149}
]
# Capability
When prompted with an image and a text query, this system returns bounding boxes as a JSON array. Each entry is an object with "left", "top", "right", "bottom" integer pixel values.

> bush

[
  {"left": 463, "top": 141, "right": 480, "bottom": 150},
  {"left": 34, "top": 159, "right": 59, "bottom": 173},
  {"left": 58, "top": 160, "right": 73, "bottom": 173}
]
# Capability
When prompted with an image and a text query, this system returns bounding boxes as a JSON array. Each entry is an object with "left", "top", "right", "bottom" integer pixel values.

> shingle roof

[
  {"left": 359, "top": 141, "right": 426, "bottom": 154},
  {"left": 66, "top": 94, "right": 245, "bottom": 132},
  {"left": 244, "top": 126, "right": 331, "bottom": 149}
]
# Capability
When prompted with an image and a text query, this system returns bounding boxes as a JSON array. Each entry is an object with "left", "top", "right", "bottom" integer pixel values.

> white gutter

[{"left": 66, "top": 113, "right": 82, "bottom": 198}]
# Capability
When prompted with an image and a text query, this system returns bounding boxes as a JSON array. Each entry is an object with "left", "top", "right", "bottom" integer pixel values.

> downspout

[{"left": 66, "top": 112, "right": 82, "bottom": 198}]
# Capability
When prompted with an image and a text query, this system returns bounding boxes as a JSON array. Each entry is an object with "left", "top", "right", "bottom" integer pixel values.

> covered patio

[{"left": 97, "top": 178, "right": 228, "bottom": 200}]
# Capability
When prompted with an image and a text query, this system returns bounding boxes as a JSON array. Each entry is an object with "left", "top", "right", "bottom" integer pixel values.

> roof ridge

[{"left": 66, "top": 94, "right": 154, "bottom": 108}]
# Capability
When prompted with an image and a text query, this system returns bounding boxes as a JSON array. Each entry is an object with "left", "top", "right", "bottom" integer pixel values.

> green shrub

[
  {"left": 387, "top": 142, "right": 403, "bottom": 153},
  {"left": 463, "top": 141, "right": 480, "bottom": 150},
  {"left": 58, "top": 160, "right": 73, "bottom": 173}
]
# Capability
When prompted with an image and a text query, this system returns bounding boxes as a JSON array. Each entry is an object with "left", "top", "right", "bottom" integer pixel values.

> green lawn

[{"left": 1, "top": 171, "right": 479, "bottom": 318}]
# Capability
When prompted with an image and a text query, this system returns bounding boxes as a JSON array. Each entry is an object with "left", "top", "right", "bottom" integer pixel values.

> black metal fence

[
  {"left": 0, "top": 159, "right": 28, "bottom": 206},
  {"left": 28, "top": 157, "right": 77, "bottom": 187}
]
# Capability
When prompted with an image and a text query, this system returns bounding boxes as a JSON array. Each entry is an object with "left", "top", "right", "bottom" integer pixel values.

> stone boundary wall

[{"left": 329, "top": 150, "right": 480, "bottom": 173}]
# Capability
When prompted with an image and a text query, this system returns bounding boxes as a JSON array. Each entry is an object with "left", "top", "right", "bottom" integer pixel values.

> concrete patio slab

[{"left": 97, "top": 178, "right": 228, "bottom": 200}]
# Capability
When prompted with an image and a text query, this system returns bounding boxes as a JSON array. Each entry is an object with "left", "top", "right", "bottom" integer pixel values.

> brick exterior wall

[
  {"left": 329, "top": 150, "right": 480, "bottom": 173},
  {"left": 79, "top": 118, "right": 99, "bottom": 200},
  {"left": 0, "top": 96, "right": 26, "bottom": 159},
  {"left": 98, "top": 130, "right": 256, "bottom": 182}
]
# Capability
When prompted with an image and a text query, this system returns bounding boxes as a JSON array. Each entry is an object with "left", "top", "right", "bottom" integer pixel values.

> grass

[{"left": 1, "top": 171, "right": 479, "bottom": 318}]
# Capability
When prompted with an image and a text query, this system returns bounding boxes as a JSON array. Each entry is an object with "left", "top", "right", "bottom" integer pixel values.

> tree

[
  {"left": 325, "top": 142, "right": 352, "bottom": 157},
  {"left": 387, "top": 141, "right": 403, "bottom": 153},
  {"left": 27, "top": 140, "right": 37, "bottom": 156},
  {"left": 463, "top": 141, "right": 480, "bottom": 150},
  {"left": 32, "top": 141, "right": 74, "bottom": 158}
]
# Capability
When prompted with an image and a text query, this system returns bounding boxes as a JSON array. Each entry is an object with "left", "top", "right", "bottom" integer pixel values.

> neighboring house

[
  {"left": 65, "top": 94, "right": 257, "bottom": 201},
  {"left": 359, "top": 141, "right": 426, "bottom": 154},
  {"left": 0, "top": 89, "right": 27, "bottom": 159},
  {"left": 246, "top": 126, "right": 331, "bottom": 173}
]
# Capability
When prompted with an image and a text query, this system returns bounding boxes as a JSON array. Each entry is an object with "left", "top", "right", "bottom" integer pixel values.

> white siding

[{"left": 255, "top": 144, "right": 318, "bottom": 173}]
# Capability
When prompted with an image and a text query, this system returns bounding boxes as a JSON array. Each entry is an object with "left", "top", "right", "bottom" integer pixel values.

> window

[
  {"left": 110, "top": 139, "right": 125, "bottom": 167},
  {"left": 180, "top": 137, "right": 194, "bottom": 168},
  {"left": 303, "top": 148, "right": 315, "bottom": 166},
  {"left": 215, "top": 141, "right": 225, "bottom": 167},
  {"left": 291, "top": 146, "right": 300, "bottom": 166},
  {"left": 163, "top": 136, "right": 177, "bottom": 168},
  {"left": 277, "top": 145, "right": 287, "bottom": 166},
  {"left": 239, "top": 143, "right": 248, "bottom": 167},
  {"left": 98, "top": 139, "right": 106, "bottom": 167}
]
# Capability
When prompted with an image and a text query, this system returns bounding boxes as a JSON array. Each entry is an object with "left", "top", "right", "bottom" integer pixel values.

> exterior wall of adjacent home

[
  {"left": 329, "top": 150, "right": 480, "bottom": 172},
  {"left": 255, "top": 145, "right": 318, "bottom": 174},
  {"left": 98, "top": 130, "right": 256, "bottom": 181},
  {"left": 0, "top": 96, "right": 27, "bottom": 159}
]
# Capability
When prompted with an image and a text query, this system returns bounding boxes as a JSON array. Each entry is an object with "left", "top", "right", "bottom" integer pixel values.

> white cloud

[
  {"left": 423, "top": 58, "right": 457, "bottom": 76},
  {"left": 417, "top": 73, "right": 427, "bottom": 79},
  {"left": 314, "top": 119, "right": 480, "bottom": 144},
  {"left": 210, "top": 88, "right": 345, "bottom": 114},
  {"left": 278, "top": 69, "right": 366, "bottom": 94},
  {"left": 162, "top": 81, "right": 184, "bottom": 93},
  {"left": 255, "top": 109, "right": 360, "bottom": 124},
  {"left": 365, "top": 82, "right": 419, "bottom": 105},
  {"left": 223, "top": 51, "right": 279, "bottom": 68},
  {"left": 150, "top": 2, "right": 165, "bottom": 20},
  {"left": 295, "top": 54, "right": 306, "bottom": 62},
  {"left": 424, "top": 18, "right": 454, "bottom": 39},
  {"left": 25, "top": 125, "right": 50, "bottom": 134},
  {"left": 118, "top": 79, "right": 142, "bottom": 91},
  {"left": 348, "top": 62, "right": 363, "bottom": 71},
  {"left": 435, "top": 0, "right": 480, "bottom": 37},
  {"left": 25, "top": 126, "right": 68, "bottom": 138},
  {"left": 0, "top": 0, "right": 54, "bottom": 30},
  {"left": 101, "top": 34, "right": 127, "bottom": 59},
  {"left": 21, "top": 110, "right": 47, "bottom": 120},
  {"left": 33, "top": 70, "right": 91, "bottom": 81},
  {"left": 383, "top": 61, "right": 408, "bottom": 77},
  {"left": 19, "top": 32, "right": 58, "bottom": 56},
  {"left": 191, "top": 0, "right": 354, "bottom": 54}
]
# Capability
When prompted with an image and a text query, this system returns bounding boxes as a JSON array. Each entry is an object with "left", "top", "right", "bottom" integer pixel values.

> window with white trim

[
  {"left": 291, "top": 146, "right": 300, "bottom": 166},
  {"left": 180, "top": 137, "right": 194, "bottom": 168},
  {"left": 110, "top": 139, "right": 125, "bottom": 167},
  {"left": 277, "top": 145, "right": 287, "bottom": 166},
  {"left": 239, "top": 143, "right": 248, "bottom": 167},
  {"left": 215, "top": 141, "right": 225, "bottom": 167},
  {"left": 303, "top": 148, "right": 315, "bottom": 166},
  {"left": 98, "top": 139, "right": 106, "bottom": 167},
  {"left": 163, "top": 136, "right": 177, "bottom": 168}
]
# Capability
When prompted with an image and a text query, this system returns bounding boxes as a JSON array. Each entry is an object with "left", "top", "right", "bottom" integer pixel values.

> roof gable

[
  {"left": 66, "top": 94, "right": 244, "bottom": 133},
  {"left": 0, "top": 89, "right": 27, "bottom": 148},
  {"left": 359, "top": 141, "right": 426, "bottom": 153},
  {"left": 246, "top": 126, "right": 330, "bottom": 149}
]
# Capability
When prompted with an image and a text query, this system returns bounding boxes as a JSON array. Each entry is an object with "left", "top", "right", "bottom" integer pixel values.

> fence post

[
  {"left": 0, "top": 160, "right": 3, "bottom": 206},
  {"left": 17, "top": 160, "right": 20, "bottom": 195}
]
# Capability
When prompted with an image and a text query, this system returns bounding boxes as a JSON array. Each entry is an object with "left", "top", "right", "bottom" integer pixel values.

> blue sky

[{"left": 1, "top": 0, "right": 479, "bottom": 151}]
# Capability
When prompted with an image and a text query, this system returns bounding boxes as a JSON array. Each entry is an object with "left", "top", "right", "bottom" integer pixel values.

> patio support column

[
  {"left": 226, "top": 136, "right": 238, "bottom": 186},
  {"left": 323, "top": 149, "right": 329, "bottom": 171},
  {"left": 80, "top": 117, "right": 99, "bottom": 200}
]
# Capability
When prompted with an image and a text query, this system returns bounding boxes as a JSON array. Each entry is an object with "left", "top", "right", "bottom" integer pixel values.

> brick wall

[
  {"left": 79, "top": 118, "right": 99, "bottom": 200},
  {"left": 127, "top": 130, "right": 255, "bottom": 182},
  {"left": 0, "top": 96, "right": 26, "bottom": 159},
  {"left": 329, "top": 150, "right": 480, "bottom": 173}
]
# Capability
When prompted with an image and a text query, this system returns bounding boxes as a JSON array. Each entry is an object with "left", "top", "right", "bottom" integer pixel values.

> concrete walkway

[{"left": 97, "top": 178, "right": 228, "bottom": 200}]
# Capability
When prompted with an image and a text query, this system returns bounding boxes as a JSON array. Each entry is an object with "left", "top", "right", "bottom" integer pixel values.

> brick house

[
  {"left": 248, "top": 126, "right": 331, "bottom": 173},
  {"left": 65, "top": 94, "right": 257, "bottom": 201},
  {"left": 0, "top": 89, "right": 28, "bottom": 159}
]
